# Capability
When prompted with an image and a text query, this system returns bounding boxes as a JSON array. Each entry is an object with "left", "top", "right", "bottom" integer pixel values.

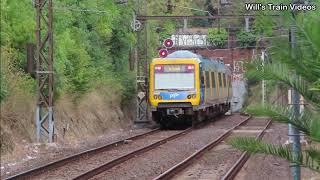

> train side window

[
  {"left": 205, "top": 71, "right": 210, "bottom": 88},
  {"left": 211, "top": 72, "right": 216, "bottom": 88},
  {"left": 200, "top": 70, "right": 204, "bottom": 87},
  {"left": 218, "top": 73, "right": 222, "bottom": 87},
  {"left": 223, "top": 74, "right": 226, "bottom": 87}
]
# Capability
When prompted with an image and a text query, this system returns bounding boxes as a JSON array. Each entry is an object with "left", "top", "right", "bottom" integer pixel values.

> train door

[
  {"left": 228, "top": 75, "right": 232, "bottom": 99},
  {"left": 200, "top": 65, "right": 205, "bottom": 104},
  {"left": 211, "top": 72, "right": 217, "bottom": 100},
  {"left": 205, "top": 71, "right": 210, "bottom": 103},
  {"left": 222, "top": 73, "right": 226, "bottom": 98},
  {"left": 218, "top": 73, "right": 222, "bottom": 99}
]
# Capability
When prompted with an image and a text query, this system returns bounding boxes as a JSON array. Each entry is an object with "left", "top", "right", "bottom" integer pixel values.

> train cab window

[
  {"left": 205, "top": 71, "right": 210, "bottom": 88},
  {"left": 211, "top": 72, "right": 216, "bottom": 88},
  {"left": 218, "top": 73, "right": 222, "bottom": 87}
]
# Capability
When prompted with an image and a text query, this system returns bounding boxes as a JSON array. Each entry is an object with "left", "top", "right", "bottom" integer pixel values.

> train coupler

[{"left": 166, "top": 108, "right": 184, "bottom": 116}]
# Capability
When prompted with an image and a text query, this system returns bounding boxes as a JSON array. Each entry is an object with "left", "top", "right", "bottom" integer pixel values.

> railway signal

[
  {"left": 163, "top": 38, "right": 174, "bottom": 48},
  {"left": 159, "top": 49, "right": 168, "bottom": 58}
]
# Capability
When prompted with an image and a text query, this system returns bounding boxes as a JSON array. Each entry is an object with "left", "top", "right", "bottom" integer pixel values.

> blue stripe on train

[{"left": 159, "top": 92, "right": 189, "bottom": 100}]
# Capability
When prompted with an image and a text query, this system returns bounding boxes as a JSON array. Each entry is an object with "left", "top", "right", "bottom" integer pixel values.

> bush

[
  {"left": 236, "top": 31, "right": 256, "bottom": 48},
  {"left": 0, "top": 70, "right": 7, "bottom": 103},
  {"left": 207, "top": 28, "right": 228, "bottom": 48},
  {"left": 120, "top": 72, "right": 136, "bottom": 106},
  {"left": 158, "top": 21, "right": 176, "bottom": 43}
]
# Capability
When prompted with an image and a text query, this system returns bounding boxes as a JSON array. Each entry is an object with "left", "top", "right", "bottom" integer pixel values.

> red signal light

[
  {"left": 163, "top": 38, "right": 174, "bottom": 48},
  {"left": 159, "top": 49, "right": 168, "bottom": 58}
]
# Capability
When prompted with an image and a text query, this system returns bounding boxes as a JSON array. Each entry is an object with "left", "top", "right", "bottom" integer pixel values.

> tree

[{"left": 229, "top": 0, "right": 320, "bottom": 172}]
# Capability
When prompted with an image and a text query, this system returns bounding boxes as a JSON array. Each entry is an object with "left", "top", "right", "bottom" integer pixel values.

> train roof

[{"left": 165, "top": 50, "right": 231, "bottom": 73}]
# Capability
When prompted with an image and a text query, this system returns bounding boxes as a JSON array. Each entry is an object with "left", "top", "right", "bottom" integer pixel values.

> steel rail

[
  {"left": 73, "top": 127, "right": 193, "bottom": 180},
  {"left": 153, "top": 116, "right": 252, "bottom": 180},
  {"left": 221, "top": 119, "right": 272, "bottom": 180},
  {"left": 5, "top": 128, "right": 160, "bottom": 180}
]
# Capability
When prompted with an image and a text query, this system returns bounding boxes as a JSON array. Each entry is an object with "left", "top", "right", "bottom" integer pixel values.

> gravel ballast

[
  {"left": 31, "top": 130, "right": 181, "bottom": 180},
  {"left": 1, "top": 128, "right": 152, "bottom": 179},
  {"left": 91, "top": 115, "right": 249, "bottom": 180},
  {"left": 171, "top": 118, "right": 269, "bottom": 180}
]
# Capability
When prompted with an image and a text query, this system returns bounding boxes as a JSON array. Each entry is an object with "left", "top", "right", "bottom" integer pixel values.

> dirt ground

[{"left": 0, "top": 126, "right": 150, "bottom": 179}]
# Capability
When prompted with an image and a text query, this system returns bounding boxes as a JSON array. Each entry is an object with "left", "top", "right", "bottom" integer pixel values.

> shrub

[
  {"left": 236, "top": 31, "right": 256, "bottom": 48},
  {"left": 207, "top": 28, "right": 228, "bottom": 48},
  {"left": 0, "top": 69, "right": 7, "bottom": 103}
]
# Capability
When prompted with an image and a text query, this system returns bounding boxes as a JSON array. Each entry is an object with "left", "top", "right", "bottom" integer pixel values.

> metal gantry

[
  {"left": 35, "top": 0, "right": 54, "bottom": 142},
  {"left": 134, "top": 10, "right": 149, "bottom": 123}
]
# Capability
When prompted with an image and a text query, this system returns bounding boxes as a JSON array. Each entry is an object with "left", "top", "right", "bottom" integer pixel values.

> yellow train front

[{"left": 149, "top": 50, "right": 232, "bottom": 128}]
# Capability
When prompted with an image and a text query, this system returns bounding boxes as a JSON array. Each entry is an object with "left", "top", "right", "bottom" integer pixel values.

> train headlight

[
  {"left": 187, "top": 95, "right": 191, "bottom": 99},
  {"left": 192, "top": 94, "right": 196, "bottom": 99},
  {"left": 158, "top": 95, "right": 162, "bottom": 100},
  {"left": 153, "top": 95, "right": 158, "bottom": 99}
]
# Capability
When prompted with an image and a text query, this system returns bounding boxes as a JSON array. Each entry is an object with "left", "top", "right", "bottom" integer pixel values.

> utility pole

[
  {"left": 245, "top": 17, "right": 250, "bottom": 32},
  {"left": 35, "top": 0, "right": 54, "bottom": 143},
  {"left": 261, "top": 49, "right": 266, "bottom": 105},
  {"left": 134, "top": 0, "right": 149, "bottom": 124},
  {"left": 289, "top": 0, "right": 301, "bottom": 179}
]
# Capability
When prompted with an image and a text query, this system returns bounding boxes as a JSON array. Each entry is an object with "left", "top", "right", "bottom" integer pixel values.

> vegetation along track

[
  {"left": 5, "top": 128, "right": 167, "bottom": 180},
  {"left": 160, "top": 118, "right": 272, "bottom": 180}
]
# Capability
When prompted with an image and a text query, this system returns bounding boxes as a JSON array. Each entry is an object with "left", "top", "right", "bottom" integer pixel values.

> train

[{"left": 149, "top": 50, "right": 232, "bottom": 128}]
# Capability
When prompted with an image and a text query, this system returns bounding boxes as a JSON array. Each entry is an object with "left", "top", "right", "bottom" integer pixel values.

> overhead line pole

[
  {"left": 134, "top": 0, "right": 149, "bottom": 124},
  {"left": 289, "top": 0, "right": 301, "bottom": 179},
  {"left": 35, "top": 0, "right": 54, "bottom": 143},
  {"left": 261, "top": 50, "right": 266, "bottom": 105}
]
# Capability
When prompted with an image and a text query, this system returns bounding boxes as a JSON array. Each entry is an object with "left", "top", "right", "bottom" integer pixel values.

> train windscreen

[{"left": 154, "top": 64, "right": 195, "bottom": 90}]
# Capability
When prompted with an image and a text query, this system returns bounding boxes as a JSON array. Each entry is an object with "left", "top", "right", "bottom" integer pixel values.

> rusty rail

[
  {"left": 5, "top": 128, "right": 160, "bottom": 180},
  {"left": 153, "top": 116, "right": 252, "bottom": 180}
]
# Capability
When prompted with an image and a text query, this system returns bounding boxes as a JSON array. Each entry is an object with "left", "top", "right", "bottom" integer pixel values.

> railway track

[
  {"left": 6, "top": 114, "right": 254, "bottom": 180},
  {"left": 221, "top": 119, "right": 272, "bottom": 180},
  {"left": 89, "top": 115, "right": 251, "bottom": 179},
  {"left": 5, "top": 128, "right": 176, "bottom": 180},
  {"left": 154, "top": 117, "right": 272, "bottom": 180},
  {"left": 73, "top": 128, "right": 192, "bottom": 180}
]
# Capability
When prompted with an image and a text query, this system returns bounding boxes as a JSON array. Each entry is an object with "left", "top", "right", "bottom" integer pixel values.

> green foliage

[
  {"left": 245, "top": 61, "right": 320, "bottom": 108},
  {"left": 119, "top": 72, "right": 136, "bottom": 106},
  {"left": 236, "top": 31, "right": 256, "bottom": 48},
  {"left": 228, "top": 137, "right": 320, "bottom": 172},
  {"left": 1, "top": 0, "right": 138, "bottom": 104},
  {"left": 207, "top": 28, "right": 228, "bottom": 48},
  {"left": 0, "top": 69, "right": 8, "bottom": 103},
  {"left": 230, "top": 0, "right": 320, "bottom": 173},
  {"left": 245, "top": 104, "right": 320, "bottom": 140},
  {"left": 158, "top": 21, "right": 176, "bottom": 43}
]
